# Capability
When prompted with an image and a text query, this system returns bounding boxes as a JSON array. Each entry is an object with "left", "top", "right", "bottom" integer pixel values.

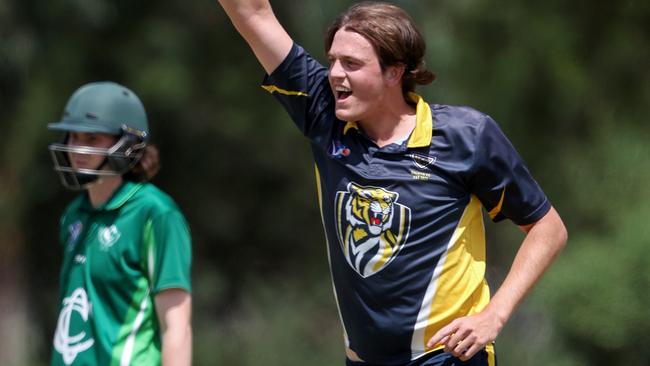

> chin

[
  {"left": 335, "top": 107, "right": 360, "bottom": 122},
  {"left": 335, "top": 111, "right": 348, "bottom": 121}
]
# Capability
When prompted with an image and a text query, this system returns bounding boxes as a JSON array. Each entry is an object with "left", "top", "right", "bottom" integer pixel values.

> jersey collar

[
  {"left": 343, "top": 92, "right": 433, "bottom": 148},
  {"left": 81, "top": 181, "right": 144, "bottom": 212}
]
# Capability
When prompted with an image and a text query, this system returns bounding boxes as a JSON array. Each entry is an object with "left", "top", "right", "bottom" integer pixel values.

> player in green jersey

[{"left": 47, "top": 81, "right": 192, "bottom": 366}]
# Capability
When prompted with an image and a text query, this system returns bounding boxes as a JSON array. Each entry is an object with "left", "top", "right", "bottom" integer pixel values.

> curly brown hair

[{"left": 123, "top": 144, "right": 160, "bottom": 182}]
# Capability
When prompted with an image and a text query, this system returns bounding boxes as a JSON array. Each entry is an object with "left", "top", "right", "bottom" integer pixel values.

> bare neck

[
  {"left": 359, "top": 94, "right": 417, "bottom": 148},
  {"left": 87, "top": 175, "right": 124, "bottom": 208}
]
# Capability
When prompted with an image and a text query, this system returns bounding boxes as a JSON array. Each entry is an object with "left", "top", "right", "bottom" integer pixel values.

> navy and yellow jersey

[{"left": 262, "top": 43, "right": 550, "bottom": 364}]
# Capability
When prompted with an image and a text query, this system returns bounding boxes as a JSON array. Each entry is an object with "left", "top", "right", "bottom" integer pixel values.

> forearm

[
  {"left": 216, "top": 0, "right": 293, "bottom": 74},
  {"left": 161, "top": 324, "right": 192, "bottom": 366},
  {"left": 155, "top": 289, "right": 193, "bottom": 366},
  {"left": 427, "top": 206, "right": 567, "bottom": 359},
  {"left": 218, "top": 0, "right": 272, "bottom": 28},
  {"left": 484, "top": 206, "right": 567, "bottom": 326}
]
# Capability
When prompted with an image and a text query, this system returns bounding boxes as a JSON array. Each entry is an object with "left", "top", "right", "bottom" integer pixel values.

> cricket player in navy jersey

[
  {"left": 47, "top": 82, "right": 192, "bottom": 365},
  {"left": 216, "top": 1, "right": 567, "bottom": 365}
]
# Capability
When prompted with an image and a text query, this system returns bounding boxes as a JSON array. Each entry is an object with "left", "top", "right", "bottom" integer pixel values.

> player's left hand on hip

[{"left": 426, "top": 311, "right": 502, "bottom": 361}]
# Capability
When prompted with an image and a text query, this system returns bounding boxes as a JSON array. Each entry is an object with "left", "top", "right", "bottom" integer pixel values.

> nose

[{"left": 329, "top": 59, "right": 345, "bottom": 80}]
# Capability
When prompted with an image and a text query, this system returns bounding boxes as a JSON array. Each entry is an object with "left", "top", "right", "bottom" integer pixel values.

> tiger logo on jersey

[{"left": 335, "top": 182, "right": 411, "bottom": 277}]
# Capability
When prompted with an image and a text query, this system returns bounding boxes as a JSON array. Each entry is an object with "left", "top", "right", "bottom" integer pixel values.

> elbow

[
  {"left": 560, "top": 224, "right": 568, "bottom": 249},
  {"left": 554, "top": 219, "right": 568, "bottom": 253},
  {"left": 163, "top": 323, "right": 193, "bottom": 346},
  {"left": 548, "top": 206, "right": 568, "bottom": 252},
  {"left": 240, "top": 3, "right": 274, "bottom": 23}
]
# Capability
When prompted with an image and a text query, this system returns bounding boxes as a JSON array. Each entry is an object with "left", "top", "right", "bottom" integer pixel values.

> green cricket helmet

[{"left": 48, "top": 81, "right": 149, "bottom": 190}]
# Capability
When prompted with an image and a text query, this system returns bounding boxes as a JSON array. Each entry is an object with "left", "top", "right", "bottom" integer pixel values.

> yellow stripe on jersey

[
  {"left": 423, "top": 195, "right": 490, "bottom": 342},
  {"left": 488, "top": 187, "right": 506, "bottom": 220},
  {"left": 314, "top": 165, "right": 352, "bottom": 357},
  {"left": 410, "top": 195, "right": 491, "bottom": 358},
  {"left": 261, "top": 84, "right": 309, "bottom": 97},
  {"left": 336, "top": 192, "right": 347, "bottom": 253},
  {"left": 486, "top": 343, "right": 496, "bottom": 366}
]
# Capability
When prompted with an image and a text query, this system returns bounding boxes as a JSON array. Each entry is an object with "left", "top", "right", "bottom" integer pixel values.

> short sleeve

[
  {"left": 144, "top": 210, "right": 192, "bottom": 294},
  {"left": 470, "top": 116, "right": 551, "bottom": 225},
  {"left": 262, "top": 43, "right": 338, "bottom": 148}
]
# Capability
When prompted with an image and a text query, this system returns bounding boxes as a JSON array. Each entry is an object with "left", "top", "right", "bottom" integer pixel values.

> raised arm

[{"left": 217, "top": 0, "right": 294, "bottom": 74}]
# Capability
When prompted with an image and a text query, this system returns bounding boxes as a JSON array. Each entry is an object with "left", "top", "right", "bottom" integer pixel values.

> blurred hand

[{"left": 426, "top": 309, "right": 503, "bottom": 361}]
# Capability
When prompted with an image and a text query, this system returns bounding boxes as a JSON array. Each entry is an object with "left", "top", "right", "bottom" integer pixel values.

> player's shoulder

[
  {"left": 58, "top": 194, "right": 83, "bottom": 228},
  {"left": 422, "top": 104, "right": 500, "bottom": 155},
  {"left": 269, "top": 42, "right": 327, "bottom": 78},
  {"left": 129, "top": 182, "right": 183, "bottom": 218},
  {"left": 430, "top": 104, "right": 501, "bottom": 142},
  {"left": 431, "top": 104, "right": 493, "bottom": 130}
]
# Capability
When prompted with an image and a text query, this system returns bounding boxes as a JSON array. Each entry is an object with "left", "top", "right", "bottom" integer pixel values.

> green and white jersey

[{"left": 51, "top": 181, "right": 192, "bottom": 366}]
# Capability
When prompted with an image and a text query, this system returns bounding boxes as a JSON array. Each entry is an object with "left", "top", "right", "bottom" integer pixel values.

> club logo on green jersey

[
  {"left": 53, "top": 288, "right": 94, "bottom": 365},
  {"left": 67, "top": 221, "right": 83, "bottom": 250},
  {"left": 98, "top": 225, "right": 121, "bottom": 251},
  {"left": 335, "top": 182, "right": 411, "bottom": 277}
]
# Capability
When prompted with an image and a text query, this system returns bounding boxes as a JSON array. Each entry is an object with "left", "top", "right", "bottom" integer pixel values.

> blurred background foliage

[{"left": 0, "top": 0, "right": 648, "bottom": 365}]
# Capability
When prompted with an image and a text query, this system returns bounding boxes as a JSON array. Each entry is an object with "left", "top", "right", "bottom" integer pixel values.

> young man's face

[
  {"left": 67, "top": 131, "right": 116, "bottom": 171},
  {"left": 327, "top": 29, "right": 394, "bottom": 124}
]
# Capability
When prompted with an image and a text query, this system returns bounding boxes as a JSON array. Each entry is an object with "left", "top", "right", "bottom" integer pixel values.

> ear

[{"left": 384, "top": 64, "right": 406, "bottom": 86}]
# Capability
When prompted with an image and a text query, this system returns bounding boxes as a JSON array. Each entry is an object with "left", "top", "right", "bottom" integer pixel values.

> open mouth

[{"left": 335, "top": 86, "right": 352, "bottom": 101}]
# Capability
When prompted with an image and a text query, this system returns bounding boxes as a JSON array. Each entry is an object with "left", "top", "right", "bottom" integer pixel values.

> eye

[
  {"left": 68, "top": 132, "right": 82, "bottom": 144},
  {"left": 343, "top": 59, "right": 360, "bottom": 69},
  {"left": 84, "top": 134, "right": 101, "bottom": 144}
]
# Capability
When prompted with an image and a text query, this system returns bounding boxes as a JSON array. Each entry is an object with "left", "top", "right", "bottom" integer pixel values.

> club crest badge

[
  {"left": 406, "top": 153, "right": 437, "bottom": 180},
  {"left": 334, "top": 182, "right": 411, "bottom": 277},
  {"left": 53, "top": 288, "right": 95, "bottom": 364},
  {"left": 97, "top": 225, "right": 120, "bottom": 251},
  {"left": 407, "top": 153, "right": 437, "bottom": 170}
]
